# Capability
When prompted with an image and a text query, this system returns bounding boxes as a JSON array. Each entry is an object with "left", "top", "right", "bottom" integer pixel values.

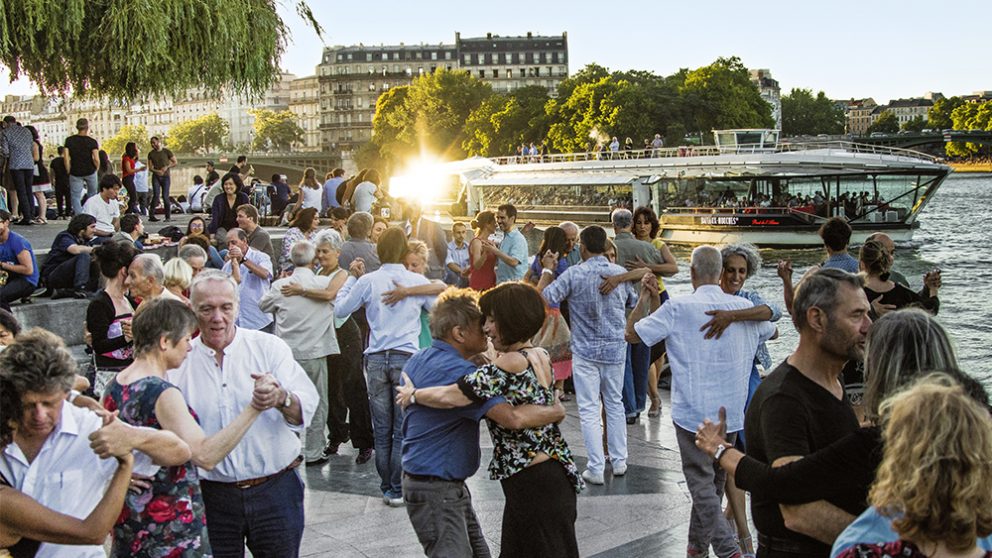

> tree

[
  {"left": 901, "top": 115, "right": 926, "bottom": 133},
  {"left": 781, "top": 88, "right": 845, "bottom": 136},
  {"left": 867, "top": 111, "right": 899, "bottom": 134},
  {"left": 677, "top": 57, "right": 774, "bottom": 139},
  {"left": 946, "top": 100, "right": 992, "bottom": 157},
  {"left": 0, "top": 1, "right": 321, "bottom": 101},
  {"left": 250, "top": 109, "right": 303, "bottom": 151},
  {"left": 167, "top": 114, "right": 229, "bottom": 153},
  {"left": 927, "top": 96, "right": 964, "bottom": 130},
  {"left": 463, "top": 86, "right": 550, "bottom": 156},
  {"left": 101, "top": 125, "right": 149, "bottom": 158}
]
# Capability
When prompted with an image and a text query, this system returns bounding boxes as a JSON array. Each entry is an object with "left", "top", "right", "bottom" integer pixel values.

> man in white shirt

[
  {"left": 167, "top": 270, "right": 318, "bottom": 558},
  {"left": 334, "top": 226, "right": 435, "bottom": 506},
  {"left": 222, "top": 227, "right": 273, "bottom": 331},
  {"left": 258, "top": 240, "right": 339, "bottom": 466},
  {"left": 125, "top": 253, "right": 184, "bottom": 304},
  {"left": 626, "top": 246, "right": 775, "bottom": 558},
  {"left": 81, "top": 174, "right": 122, "bottom": 240},
  {"left": 0, "top": 328, "right": 189, "bottom": 558},
  {"left": 444, "top": 221, "right": 470, "bottom": 287}
]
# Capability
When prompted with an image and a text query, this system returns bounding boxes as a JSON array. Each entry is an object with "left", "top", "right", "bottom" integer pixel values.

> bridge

[
  {"left": 854, "top": 130, "right": 992, "bottom": 150},
  {"left": 174, "top": 152, "right": 343, "bottom": 183}
]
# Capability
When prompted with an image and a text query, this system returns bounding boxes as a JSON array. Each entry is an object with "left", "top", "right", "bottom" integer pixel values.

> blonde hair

[
  {"left": 870, "top": 374, "right": 992, "bottom": 552},
  {"left": 163, "top": 257, "right": 193, "bottom": 290},
  {"left": 406, "top": 239, "right": 429, "bottom": 260}
]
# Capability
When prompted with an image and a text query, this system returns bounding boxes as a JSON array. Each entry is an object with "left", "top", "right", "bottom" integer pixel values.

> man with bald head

[
  {"left": 864, "top": 232, "right": 941, "bottom": 315},
  {"left": 223, "top": 227, "right": 273, "bottom": 331},
  {"left": 126, "top": 253, "right": 184, "bottom": 304},
  {"left": 627, "top": 245, "right": 775, "bottom": 558}
]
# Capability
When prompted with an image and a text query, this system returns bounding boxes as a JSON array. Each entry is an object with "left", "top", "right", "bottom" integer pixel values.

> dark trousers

[
  {"left": 151, "top": 174, "right": 171, "bottom": 219},
  {"left": 44, "top": 253, "right": 93, "bottom": 290},
  {"left": 9, "top": 168, "right": 34, "bottom": 221},
  {"left": 622, "top": 341, "right": 652, "bottom": 416},
  {"left": 54, "top": 180, "right": 70, "bottom": 216},
  {"left": 200, "top": 468, "right": 305, "bottom": 558},
  {"left": 326, "top": 318, "right": 374, "bottom": 449},
  {"left": 403, "top": 476, "right": 490, "bottom": 558},
  {"left": 499, "top": 459, "right": 578, "bottom": 558},
  {"left": 0, "top": 275, "right": 35, "bottom": 311},
  {"left": 122, "top": 174, "right": 137, "bottom": 214}
]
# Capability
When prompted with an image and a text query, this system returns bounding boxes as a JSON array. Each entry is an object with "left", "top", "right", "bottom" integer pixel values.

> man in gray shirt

[
  {"left": 610, "top": 208, "right": 663, "bottom": 423},
  {"left": 0, "top": 116, "right": 36, "bottom": 225}
]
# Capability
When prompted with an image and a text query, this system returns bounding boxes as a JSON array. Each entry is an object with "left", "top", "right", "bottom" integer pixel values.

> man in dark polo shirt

[
  {"left": 146, "top": 136, "right": 177, "bottom": 222},
  {"left": 40, "top": 214, "right": 98, "bottom": 298},
  {"left": 744, "top": 268, "right": 871, "bottom": 558},
  {"left": 396, "top": 289, "right": 564, "bottom": 557}
]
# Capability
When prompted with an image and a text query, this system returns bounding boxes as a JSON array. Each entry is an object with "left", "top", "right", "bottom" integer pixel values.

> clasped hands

[{"left": 249, "top": 372, "right": 288, "bottom": 411}]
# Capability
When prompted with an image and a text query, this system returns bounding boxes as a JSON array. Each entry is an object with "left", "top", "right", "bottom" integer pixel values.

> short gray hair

[
  {"left": 347, "top": 211, "right": 373, "bottom": 239},
  {"left": 178, "top": 244, "right": 208, "bottom": 263},
  {"left": 559, "top": 221, "right": 579, "bottom": 234},
  {"left": 190, "top": 269, "right": 238, "bottom": 306},
  {"left": 133, "top": 253, "right": 165, "bottom": 285},
  {"left": 290, "top": 240, "right": 316, "bottom": 267},
  {"left": 721, "top": 243, "right": 761, "bottom": 277},
  {"left": 690, "top": 246, "right": 723, "bottom": 282},
  {"left": 429, "top": 288, "right": 483, "bottom": 340},
  {"left": 610, "top": 208, "right": 633, "bottom": 230},
  {"left": 314, "top": 228, "right": 344, "bottom": 252},
  {"left": 0, "top": 328, "right": 77, "bottom": 396},
  {"left": 226, "top": 227, "right": 247, "bottom": 242},
  {"left": 792, "top": 268, "right": 865, "bottom": 332}
]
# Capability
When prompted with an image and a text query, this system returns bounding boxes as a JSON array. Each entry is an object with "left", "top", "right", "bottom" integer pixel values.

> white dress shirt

[
  {"left": 222, "top": 247, "right": 273, "bottom": 330},
  {"left": 258, "top": 267, "right": 339, "bottom": 360},
  {"left": 166, "top": 328, "right": 319, "bottom": 482},
  {"left": 0, "top": 403, "right": 118, "bottom": 558},
  {"left": 334, "top": 263, "right": 434, "bottom": 354},
  {"left": 81, "top": 194, "right": 119, "bottom": 234},
  {"left": 634, "top": 284, "right": 775, "bottom": 433}
]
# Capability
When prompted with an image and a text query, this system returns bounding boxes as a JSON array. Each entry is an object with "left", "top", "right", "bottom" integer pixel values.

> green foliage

[
  {"left": 353, "top": 141, "right": 387, "bottom": 173},
  {"left": 781, "top": 88, "right": 845, "bottom": 136},
  {"left": 677, "top": 57, "right": 774, "bottom": 138},
  {"left": 101, "top": 125, "right": 150, "bottom": 158},
  {"left": 901, "top": 115, "right": 926, "bottom": 132},
  {"left": 0, "top": 0, "right": 321, "bottom": 101},
  {"left": 463, "top": 86, "right": 551, "bottom": 156},
  {"left": 867, "top": 111, "right": 899, "bottom": 134},
  {"left": 946, "top": 100, "right": 992, "bottom": 157},
  {"left": 250, "top": 109, "right": 303, "bottom": 151},
  {"left": 927, "top": 96, "right": 964, "bottom": 130},
  {"left": 167, "top": 114, "right": 229, "bottom": 154}
]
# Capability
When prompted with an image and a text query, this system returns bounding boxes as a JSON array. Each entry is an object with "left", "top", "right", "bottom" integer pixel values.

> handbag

[{"left": 532, "top": 309, "right": 572, "bottom": 363}]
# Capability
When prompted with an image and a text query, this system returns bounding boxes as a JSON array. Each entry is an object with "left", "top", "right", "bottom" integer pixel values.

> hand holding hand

[
  {"left": 694, "top": 407, "right": 728, "bottom": 459},
  {"left": 89, "top": 412, "right": 135, "bottom": 459},
  {"left": 395, "top": 372, "right": 416, "bottom": 409},
  {"left": 249, "top": 372, "right": 283, "bottom": 410},
  {"left": 640, "top": 272, "right": 660, "bottom": 297},
  {"left": 349, "top": 258, "right": 366, "bottom": 278},
  {"left": 924, "top": 269, "right": 942, "bottom": 294},
  {"left": 540, "top": 250, "right": 558, "bottom": 271},
  {"left": 228, "top": 246, "right": 243, "bottom": 262}
]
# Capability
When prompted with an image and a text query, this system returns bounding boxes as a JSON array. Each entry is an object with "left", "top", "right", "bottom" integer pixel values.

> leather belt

[
  {"left": 211, "top": 456, "right": 303, "bottom": 490},
  {"left": 757, "top": 532, "right": 829, "bottom": 556},
  {"left": 404, "top": 472, "right": 462, "bottom": 483}
]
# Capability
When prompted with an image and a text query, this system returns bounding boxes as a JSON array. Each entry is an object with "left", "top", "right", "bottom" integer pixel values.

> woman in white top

[{"left": 290, "top": 167, "right": 322, "bottom": 216}]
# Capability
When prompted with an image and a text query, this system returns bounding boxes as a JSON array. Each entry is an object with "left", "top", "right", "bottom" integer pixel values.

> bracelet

[
  {"left": 68, "top": 390, "right": 81, "bottom": 402},
  {"left": 541, "top": 268, "right": 554, "bottom": 276}
]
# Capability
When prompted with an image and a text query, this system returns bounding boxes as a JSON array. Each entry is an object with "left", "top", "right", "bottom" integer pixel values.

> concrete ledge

[{"left": 11, "top": 298, "right": 89, "bottom": 347}]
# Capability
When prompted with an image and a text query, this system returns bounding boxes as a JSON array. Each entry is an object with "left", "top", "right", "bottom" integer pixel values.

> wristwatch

[
  {"left": 282, "top": 390, "right": 293, "bottom": 408},
  {"left": 410, "top": 389, "right": 418, "bottom": 405},
  {"left": 713, "top": 443, "right": 728, "bottom": 463}
]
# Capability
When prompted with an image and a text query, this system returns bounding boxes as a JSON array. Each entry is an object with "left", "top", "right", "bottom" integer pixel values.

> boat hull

[{"left": 658, "top": 222, "right": 917, "bottom": 248}]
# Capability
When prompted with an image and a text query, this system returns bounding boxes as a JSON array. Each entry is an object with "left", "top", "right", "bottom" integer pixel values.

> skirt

[{"left": 499, "top": 459, "right": 578, "bottom": 558}]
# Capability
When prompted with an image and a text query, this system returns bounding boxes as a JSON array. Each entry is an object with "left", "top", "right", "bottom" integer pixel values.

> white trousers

[{"left": 571, "top": 354, "right": 628, "bottom": 475}]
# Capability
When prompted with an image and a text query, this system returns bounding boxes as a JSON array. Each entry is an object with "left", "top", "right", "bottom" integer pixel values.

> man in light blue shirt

[
  {"left": 334, "top": 227, "right": 436, "bottom": 505},
  {"left": 819, "top": 217, "right": 859, "bottom": 273},
  {"left": 444, "top": 221, "right": 470, "bottom": 287},
  {"left": 491, "top": 204, "right": 528, "bottom": 283},
  {"left": 559, "top": 221, "right": 582, "bottom": 267},
  {"left": 321, "top": 168, "right": 345, "bottom": 215},
  {"left": 538, "top": 226, "right": 638, "bottom": 486},
  {"left": 222, "top": 227, "right": 273, "bottom": 331}
]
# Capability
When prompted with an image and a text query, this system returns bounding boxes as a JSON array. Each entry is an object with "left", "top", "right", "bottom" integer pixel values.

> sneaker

[
  {"left": 612, "top": 463, "right": 628, "bottom": 477},
  {"left": 382, "top": 493, "right": 404, "bottom": 507},
  {"left": 581, "top": 469, "right": 604, "bottom": 485},
  {"left": 355, "top": 448, "right": 373, "bottom": 465},
  {"left": 305, "top": 455, "right": 329, "bottom": 467}
]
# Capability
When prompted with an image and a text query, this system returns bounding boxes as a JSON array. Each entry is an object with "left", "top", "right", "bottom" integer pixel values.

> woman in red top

[
  {"left": 121, "top": 142, "right": 139, "bottom": 214},
  {"left": 468, "top": 210, "right": 498, "bottom": 291}
]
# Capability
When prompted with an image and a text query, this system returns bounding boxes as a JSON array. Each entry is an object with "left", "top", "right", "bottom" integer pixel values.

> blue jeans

[
  {"left": 151, "top": 174, "right": 171, "bottom": 219},
  {"left": 68, "top": 172, "right": 97, "bottom": 215},
  {"left": 365, "top": 350, "right": 411, "bottom": 497},
  {"left": 200, "top": 468, "right": 305, "bottom": 558},
  {"left": 622, "top": 342, "right": 652, "bottom": 417}
]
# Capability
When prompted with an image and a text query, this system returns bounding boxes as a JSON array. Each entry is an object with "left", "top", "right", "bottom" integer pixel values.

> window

[
  {"left": 519, "top": 69, "right": 525, "bottom": 78},
  {"left": 418, "top": 67, "right": 424, "bottom": 76},
  {"left": 393, "top": 52, "right": 400, "bottom": 60},
  {"left": 463, "top": 54, "right": 471, "bottom": 64},
  {"left": 479, "top": 70, "right": 485, "bottom": 78},
  {"left": 369, "top": 83, "right": 376, "bottom": 91},
  {"left": 347, "top": 53, "right": 353, "bottom": 60},
  {"left": 431, "top": 52, "right": 438, "bottom": 61},
  {"left": 506, "top": 69, "right": 513, "bottom": 79},
  {"left": 505, "top": 53, "right": 512, "bottom": 64},
  {"left": 383, "top": 83, "right": 390, "bottom": 91},
  {"left": 366, "top": 53, "right": 372, "bottom": 61},
  {"left": 415, "top": 51, "right": 422, "bottom": 60},
  {"left": 445, "top": 52, "right": 452, "bottom": 60},
  {"left": 405, "top": 67, "right": 412, "bottom": 76}
]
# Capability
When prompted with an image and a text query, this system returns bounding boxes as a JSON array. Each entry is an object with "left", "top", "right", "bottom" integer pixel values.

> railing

[{"left": 488, "top": 140, "right": 942, "bottom": 166}]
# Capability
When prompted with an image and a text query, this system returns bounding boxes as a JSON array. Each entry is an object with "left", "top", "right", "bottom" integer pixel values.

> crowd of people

[{"left": 0, "top": 132, "right": 989, "bottom": 558}]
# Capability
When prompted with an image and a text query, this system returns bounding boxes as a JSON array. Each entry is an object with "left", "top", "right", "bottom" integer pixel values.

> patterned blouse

[
  {"left": 839, "top": 540, "right": 992, "bottom": 558},
  {"left": 456, "top": 352, "right": 583, "bottom": 493},
  {"left": 103, "top": 376, "right": 212, "bottom": 558}
]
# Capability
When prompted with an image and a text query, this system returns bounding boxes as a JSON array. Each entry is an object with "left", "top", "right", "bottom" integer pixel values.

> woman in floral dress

[
  {"left": 398, "top": 282, "right": 581, "bottom": 558},
  {"left": 102, "top": 298, "right": 265, "bottom": 558}
]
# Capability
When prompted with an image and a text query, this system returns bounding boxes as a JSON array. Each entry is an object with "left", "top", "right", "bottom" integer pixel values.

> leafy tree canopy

[
  {"left": 901, "top": 115, "right": 926, "bottom": 133},
  {"left": 927, "top": 96, "right": 964, "bottom": 130},
  {"left": 166, "top": 113, "right": 229, "bottom": 153},
  {"left": 677, "top": 57, "right": 774, "bottom": 136},
  {"left": 0, "top": 0, "right": 321, "bottom": 101},
  {"left": 781, "top": 88, "right": 845, "bottom": 136},
  {"left": 867, "top": 110, "right": 899, "bottom": 134},
  {"left": 463, "top": 86, "right": 550, "bottom": 157},
  {"left": 101, "top": 125, "right": 150, "bottom": 159},
  {"left": 946, "top": 100, "right": 992, "bottom": 157},
  {"left": 250, "top": 109, "right": 303, "bottom": 150}
]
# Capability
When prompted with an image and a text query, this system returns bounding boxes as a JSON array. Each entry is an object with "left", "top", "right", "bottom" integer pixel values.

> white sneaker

[
  {"left": 382, "top": 495, "right": 404, "bottom": 507},
  {"left": 612, "top": 463, "right": 628, "bottom": 476},
  {"left": 582, "top": 469, "right": 605, "bottom": 485}
]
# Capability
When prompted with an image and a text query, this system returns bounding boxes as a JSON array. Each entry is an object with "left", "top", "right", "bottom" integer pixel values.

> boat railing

[
  {"left": 489, "top": 141, "right": 941, "bottom": 166},
  {"left": 662, "top": 206, "right": 825, "bottom": 222}
]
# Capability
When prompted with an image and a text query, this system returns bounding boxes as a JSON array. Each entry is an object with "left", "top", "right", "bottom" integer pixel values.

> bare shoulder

[{"left": 493, "top": 351, "right": 528, "bottom": 373}]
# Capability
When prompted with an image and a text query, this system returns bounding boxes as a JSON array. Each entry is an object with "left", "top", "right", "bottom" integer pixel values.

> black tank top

[{"left": 0, "top": 476, "right": 41, "bottom": 558}]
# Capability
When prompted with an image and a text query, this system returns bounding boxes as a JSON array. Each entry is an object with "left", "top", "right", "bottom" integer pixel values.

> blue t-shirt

[
  {"left": 1, "top": 230, "right": 39, "bottom": 285},
  {"left": 401, "top": 339, "right": 505, "bottom": 480},
  {"left": 822, "top": 252, "right": 860, "bottom": 274}
]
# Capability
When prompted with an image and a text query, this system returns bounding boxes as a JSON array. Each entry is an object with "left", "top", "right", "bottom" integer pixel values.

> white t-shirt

[
  {"left": 82, "top": 194, "right": 120, "bottom": 234},
  {"left": 352, "top": 181, "right": 377, "bottom": 213},
  {"left": 188, "top": 182, "right": 207, "bottom": 211},
  {"left": 134, "top": 161, "right": 149, "bottom": 193},
  {"left": 300, "top": 185, "right": 322, "bottom": 210}
]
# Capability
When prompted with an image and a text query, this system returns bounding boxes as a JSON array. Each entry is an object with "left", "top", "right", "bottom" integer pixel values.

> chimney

[{"left": 527, "top": 31, "right": 532, "bottom": 38}]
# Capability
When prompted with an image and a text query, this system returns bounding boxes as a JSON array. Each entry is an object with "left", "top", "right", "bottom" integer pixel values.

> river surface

[{"left": 657, "top": 173, "right": 992, "bottom": 386}]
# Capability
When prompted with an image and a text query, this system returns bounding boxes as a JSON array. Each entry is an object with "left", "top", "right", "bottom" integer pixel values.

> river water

[{"left": 658, "top": 173, "right": 992, "bottom": 386}]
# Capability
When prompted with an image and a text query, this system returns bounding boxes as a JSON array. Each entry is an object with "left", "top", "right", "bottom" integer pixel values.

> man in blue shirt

[
  {"left": 40, "top": 213, "right": 98, "bottom": 298},
  {"left": 818, "top": 217, "right": 859, "bottom": 273},
  {"left": 321, "top": 168, "right": 345, "bottom": 216},
  {"left": 400, "top": 289, "right": 565, "bottom": 557},
  {"left": 0, "top": 209, "right": 39, "bottom": 310},
  {"left": 490, "top": 204, "right": 528, "bottom": 283}
]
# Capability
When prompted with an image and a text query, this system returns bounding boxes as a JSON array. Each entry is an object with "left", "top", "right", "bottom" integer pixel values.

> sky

[{"left": 2, "top": 0, "right": 990, "bottom": 103}]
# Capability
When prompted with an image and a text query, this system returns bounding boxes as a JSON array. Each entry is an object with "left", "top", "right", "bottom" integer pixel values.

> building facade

[
  {"left": 846, "top": 98, "right": 878, "bottom": 136},
  {"left": 289, "top": 75, "right": 322, "bottom": 152},
  {"left": 887, "top": 98, "right": 933, "bottom": 127},
  {"left": 749, "top": 69, "right": 781, "bottom": 130},
  {"left": 316, "top": 32, "right": 569, "bottom": 157}
]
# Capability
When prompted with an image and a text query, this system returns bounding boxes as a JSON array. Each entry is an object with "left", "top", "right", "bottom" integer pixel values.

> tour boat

[{"left": 391, "top": 129, "right": 951, "bottom": 247}]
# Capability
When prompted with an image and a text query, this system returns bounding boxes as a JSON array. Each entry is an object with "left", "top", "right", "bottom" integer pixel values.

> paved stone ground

[{"left": 297, "top": 391, "right": 717, "bottom": 558}]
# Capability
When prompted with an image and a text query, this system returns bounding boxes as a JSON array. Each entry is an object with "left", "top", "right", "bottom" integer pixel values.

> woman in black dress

[{"left": 206, "top": 173, "right": 249, "bottom": 243}]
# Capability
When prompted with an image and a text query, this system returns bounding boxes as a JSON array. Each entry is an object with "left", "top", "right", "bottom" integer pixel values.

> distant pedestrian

[
  {"left": 120, "top": 142, "right": 139, "bottom": 214},
  {"left": 146, "top": 136, "right": 177, "bottom": 221},
  {"left": 0, "top": 116, "right": 36, "bottom": 225},
  {"left": 322, "top": 168, "right": 346, "bottom": 215},
  {"left": 64, "top": 118, "right": 100, "bottom": 215},
  {"left": 0, "top": 209, "right": 39, "bottom": 310},
  {"left": 50, "top": 146, "right": 71, "bottom": 219}
]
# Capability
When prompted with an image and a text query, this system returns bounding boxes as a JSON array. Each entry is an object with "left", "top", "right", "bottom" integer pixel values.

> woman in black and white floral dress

[{"left": 398, "top": 282, "right": 582, "bottom": 558}]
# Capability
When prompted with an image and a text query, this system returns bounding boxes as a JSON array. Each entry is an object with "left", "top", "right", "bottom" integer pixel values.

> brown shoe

[{"left": 356, "top": 448, "right": 373, "bottom": 464}]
